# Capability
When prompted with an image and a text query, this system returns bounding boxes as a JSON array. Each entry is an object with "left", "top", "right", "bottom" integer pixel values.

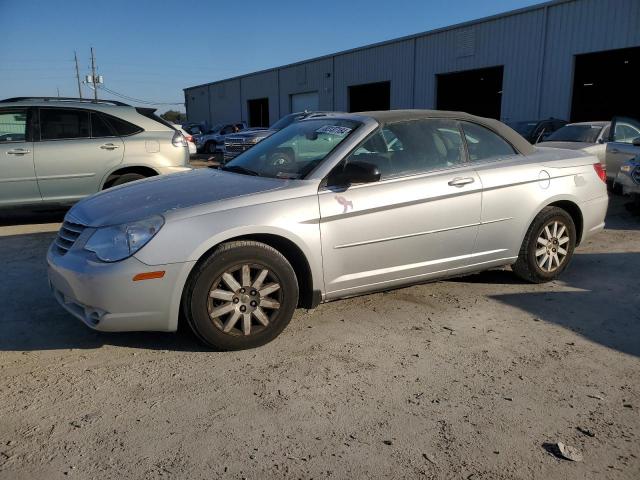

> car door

[
  {"left": 33, "top": 108, "right": 124, "bottom": 203},
  {"left": 0, "top": 107, "right": 42, "bottom": 207},
  {"left": 318, "top": 118, "right": 482, "bottom": 299},
  {"left": 463, "top": 121, "right": 547, "bottom": 261},
  {"left": 605, "top": 117, "right": 640, "bottom": 181}
]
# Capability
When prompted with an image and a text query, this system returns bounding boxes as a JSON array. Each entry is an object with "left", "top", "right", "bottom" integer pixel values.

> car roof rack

[{"left": 0, "top": 97, "right": 131, "bottom": 107}]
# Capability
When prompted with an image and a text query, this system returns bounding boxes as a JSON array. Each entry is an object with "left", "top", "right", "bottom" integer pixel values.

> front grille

[
  {"left": 226, "top": 143, "right": 249, "bottom": 153},
  {"left": 632, "top": 166, "right": 640, "bottom": 185},
  {"left": 54, "top": 220, "right": 86, "bottom": 255}
]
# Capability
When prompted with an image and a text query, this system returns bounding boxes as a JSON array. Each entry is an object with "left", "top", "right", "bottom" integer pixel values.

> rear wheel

[
  {"left": 183, "top": 241, "right": 298, "bottom": 350},
  {"left": 512, "top": 207, "right": 576, "bottom": 283},
  {"left": 106, "top": 172, "right": 147, "bottom": 189}
]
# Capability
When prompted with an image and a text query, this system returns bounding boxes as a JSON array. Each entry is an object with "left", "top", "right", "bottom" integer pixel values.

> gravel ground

[{"left": 0, "top": 196, "right": 638, "bottom": 480}]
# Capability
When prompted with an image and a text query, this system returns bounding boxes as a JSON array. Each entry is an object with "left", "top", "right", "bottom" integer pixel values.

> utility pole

[
  {"left": 90, "top": 47, "right": 98, "bottom": 102},
  {"left": 74, "top": 51, "right": 83, "bottom": 98}
]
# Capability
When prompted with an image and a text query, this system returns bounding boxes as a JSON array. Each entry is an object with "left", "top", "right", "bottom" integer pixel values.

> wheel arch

[
  {"left": 180, "top": 231, "right": 319, "bottom": 312},
  {"left": 101, "top": 165, "right": 159, "bottom": 189},
  {"left": 525, "top": 196, "right": 584, "bottom": 246},
  {"left": 547, "top": 200, "right": 584, "bottom": 245}
]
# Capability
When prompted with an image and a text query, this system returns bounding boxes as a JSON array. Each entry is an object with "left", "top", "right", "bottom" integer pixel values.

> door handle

[
  {"left": 6, "top": 148, "right": 31, "bottom": 156},
  {"left": 100, "top": 143, "right": 119, "bottom": 150},
  {"left": 448, "top": 177, "right": 475, "bottom": 187}
]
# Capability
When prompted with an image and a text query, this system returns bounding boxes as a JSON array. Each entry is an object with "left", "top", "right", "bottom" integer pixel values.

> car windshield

[
  {"left": 270, "top": 113, "right": 301, "bottom": 131},
  {"left": 507, "top": 121, "right": 538, "bottom": 136},
  {"left": 545, "top": 124, "right": 602, "bottom": 143},
  {"left": 222, "top": 118, "right": 361, "bottom": 179}
]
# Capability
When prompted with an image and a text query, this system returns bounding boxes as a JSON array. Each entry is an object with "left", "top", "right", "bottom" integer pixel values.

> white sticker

[{"left": 316, "top": 125, "right": 352, "bottom": 136}]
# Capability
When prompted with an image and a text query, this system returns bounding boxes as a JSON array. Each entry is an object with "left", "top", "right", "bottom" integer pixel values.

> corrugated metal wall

[
  {"left": 278, "top": 58, "right": 334, "bottom": 114},
  {"left": 540, "top": 0, "right": 640, "bottom": 119},
  {"left": 185, "top": 0, "right": 640, "bottom": 125}
]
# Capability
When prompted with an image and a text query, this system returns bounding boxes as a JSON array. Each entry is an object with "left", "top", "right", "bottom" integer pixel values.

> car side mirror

[
  {"left": 633, "top": 137, "right": 640, "bottom": 147},
  {"left": 329, "top": 161, "right": 381, "bottom": 187}
]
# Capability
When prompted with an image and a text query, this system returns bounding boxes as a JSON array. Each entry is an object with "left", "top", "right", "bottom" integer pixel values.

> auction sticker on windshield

[{"left": 316, "top": 125, "right": 352, "bottom": 136}]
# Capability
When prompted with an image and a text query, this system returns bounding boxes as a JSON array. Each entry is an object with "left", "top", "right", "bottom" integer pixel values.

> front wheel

[
  {"left": 512, "top": 207, "right": 576, "bottom": 283},
  {"left": 183, "top": 241, "right": 299, "bottom": 350}
]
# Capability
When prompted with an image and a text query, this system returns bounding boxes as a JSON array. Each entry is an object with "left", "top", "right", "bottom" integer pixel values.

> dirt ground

[{"left": 0, "top": 196, "right": 638, "bottom": 480}]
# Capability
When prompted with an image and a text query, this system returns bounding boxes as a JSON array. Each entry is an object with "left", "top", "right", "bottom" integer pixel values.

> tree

[{"left": 160, "top": 110, "right": 187, "bottom": 123}]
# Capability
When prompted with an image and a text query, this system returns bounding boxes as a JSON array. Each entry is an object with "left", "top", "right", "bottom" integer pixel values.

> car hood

[
  {"left": 228, "top": 129, "right": 275, "bottom": 140},
  {"left": 536, "top": 141, "right": 595, "bottom": 150},
  {"left": 67, "top": 168, "right": 286, "bottom": 227}
]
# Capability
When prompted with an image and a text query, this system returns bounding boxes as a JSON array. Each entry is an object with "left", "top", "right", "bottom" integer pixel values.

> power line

[{"left": 99, "top": 85, "right": 184, "bottom": 106}]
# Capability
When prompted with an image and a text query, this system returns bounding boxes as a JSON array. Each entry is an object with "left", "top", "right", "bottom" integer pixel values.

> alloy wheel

[
  {"left": 535, "top": 220, "right": 570, "bottom": 273},
  {"left": 207, "top": 264, "right": 281, "bottom": 336}
]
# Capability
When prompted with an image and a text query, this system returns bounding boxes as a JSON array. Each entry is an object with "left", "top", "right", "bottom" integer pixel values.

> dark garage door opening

[
  {"left": 437, "top": 66, "right": 504, "bottom": 119},
  {"left": 348, "top": 81, "right": 390, "bottom": 112},
  {"left": 571, "top": 47, "right": 640, "bottom": 122},
  {"left": 248, "top": 98, "right": 269, "bottom": 127}
]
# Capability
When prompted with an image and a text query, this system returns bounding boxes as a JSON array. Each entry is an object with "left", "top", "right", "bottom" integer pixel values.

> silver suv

[{"left": 0, "top": 97, "right": 191, "bottom": 208}]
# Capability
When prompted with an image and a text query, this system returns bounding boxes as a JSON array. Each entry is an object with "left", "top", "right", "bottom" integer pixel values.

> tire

[
  {"left": 106, "top": 173, "right": 147, "bottom": 189},
  {"left": 512, "top": 206, "right": 577, "bottom": 283},
  {"left": 205, "top": 141, "right": 216, "bottom": 154},
  {"left": 183, "top": 241, "right": 299, "bottom": 350}
]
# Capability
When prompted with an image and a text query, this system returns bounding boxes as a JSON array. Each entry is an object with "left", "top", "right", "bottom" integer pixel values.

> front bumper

[{"left": 47, "top": 245, "right": 194, "bottom": 332}]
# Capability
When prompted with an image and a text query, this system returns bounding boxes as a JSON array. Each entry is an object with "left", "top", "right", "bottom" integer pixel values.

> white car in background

[{"left": 537, "top": 121, "right": 610, "bottom": 166}]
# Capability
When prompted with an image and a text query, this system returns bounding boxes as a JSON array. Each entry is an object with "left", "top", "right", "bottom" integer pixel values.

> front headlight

[
  {"left": 84, "top": 215, "right": 164, "bottom": 262},
  {"left": 620, "top": 165, "right": 632, "bottom": 173}
]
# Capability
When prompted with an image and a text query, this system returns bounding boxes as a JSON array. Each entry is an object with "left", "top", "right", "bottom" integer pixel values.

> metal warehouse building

[{"left": 184, "top": 0, "right": 640, "bottom": 128}]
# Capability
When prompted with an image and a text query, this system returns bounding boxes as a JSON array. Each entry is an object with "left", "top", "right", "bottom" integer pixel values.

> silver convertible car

[{"left": 48, "top": 110, "right": 608, "bottom": 350}]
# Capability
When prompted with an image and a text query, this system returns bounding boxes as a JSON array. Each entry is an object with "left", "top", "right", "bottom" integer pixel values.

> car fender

[
  {"left": 159, "top": 224, "right": 322, "bottom": 332},
  {"left": 521, "top": 193, "right": 584, "bottom": 243}
]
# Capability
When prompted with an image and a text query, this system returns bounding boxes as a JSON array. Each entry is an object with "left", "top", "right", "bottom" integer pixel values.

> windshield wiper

[{"left": 219, "top": 165, "right": 261, "bottom": 176}]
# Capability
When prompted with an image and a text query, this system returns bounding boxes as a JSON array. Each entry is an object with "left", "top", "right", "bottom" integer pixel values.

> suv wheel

[
  {"left": 513, "top": 206, "right": 576, "bottom": 283},
  {"left": 184, "top": 241, "right": 299, "bottom": 350},
  {"left": 107, "top": 173, "right": 147, "bottom": 189}
]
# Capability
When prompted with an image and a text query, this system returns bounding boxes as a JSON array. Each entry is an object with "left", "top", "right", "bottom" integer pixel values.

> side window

[
  {"left": 460, "top": 121, "right": 517, "bottom": 162},
  {"left": 613, "top": 122, "right": 640, "bottom": 143},
  {"left": 40, "top": 108, "right": 89, "bottom": 140},
  {"left": 104, "top": 115, "right": 142, "bottom": 136},
  {"left": 0, "top": 109, "right": 28, "bottom": 143},
  {"left": 90, "top": 113, "right": 114, "bottom": 138},
  {"left": 344, "top": 119, "right": 465, "bottom": 179}
]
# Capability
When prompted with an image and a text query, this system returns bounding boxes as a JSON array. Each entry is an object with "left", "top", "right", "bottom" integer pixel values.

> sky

[{"left": 0, "top": 0, "right": 542, "bottom": 113}]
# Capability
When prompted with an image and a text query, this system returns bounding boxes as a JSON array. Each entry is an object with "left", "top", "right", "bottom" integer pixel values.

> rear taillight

[
  {"left": 593, "top": 163, "right": 607, "bottom": 183},
  {"left": 172, "top": 130, "right": 187, "bottom": 147},
  {"left": 185, "top": 134, "right": 193, "bottom": 143}
]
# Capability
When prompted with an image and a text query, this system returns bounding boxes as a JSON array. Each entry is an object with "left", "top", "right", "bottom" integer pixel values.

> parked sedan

[
  {"left": 506, "top": 118, "right": 567, "bottom": 144},
  {"left": 48, "top": 110, "right": 608, "bottom": 350},
  {"left": 537, "top": 121, "right": 610, "bottom": 166}
]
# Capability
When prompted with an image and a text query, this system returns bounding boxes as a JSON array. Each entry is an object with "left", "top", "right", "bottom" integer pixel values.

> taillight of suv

[{"left": 172, "top": 130, "right": 188, "bottom": 147}]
